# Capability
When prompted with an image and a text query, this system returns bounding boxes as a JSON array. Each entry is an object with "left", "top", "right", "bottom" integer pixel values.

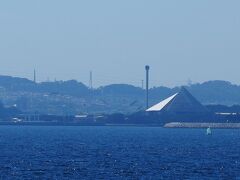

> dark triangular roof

[{"left": 147, "top": 87, "right": 207, "bottom": 113}]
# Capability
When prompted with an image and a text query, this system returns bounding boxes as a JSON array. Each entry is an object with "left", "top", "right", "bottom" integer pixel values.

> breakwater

[{"left": 164, "top": 122, "right": 240, "bottom": 129}]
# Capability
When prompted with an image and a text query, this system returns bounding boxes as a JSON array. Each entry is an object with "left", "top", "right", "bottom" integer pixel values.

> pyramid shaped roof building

[{"left": 146, "top": 87, "right": 207, "bottom": 113}]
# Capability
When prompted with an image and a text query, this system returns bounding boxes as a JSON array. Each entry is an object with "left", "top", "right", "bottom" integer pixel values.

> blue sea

[{"left": 0, "top": 126, "right": 240, "bottom": 179}]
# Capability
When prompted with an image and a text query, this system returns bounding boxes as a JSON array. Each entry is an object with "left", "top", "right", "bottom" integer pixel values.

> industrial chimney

[{"left": 145, "top": 65, "right": 150, "bottom": 109}]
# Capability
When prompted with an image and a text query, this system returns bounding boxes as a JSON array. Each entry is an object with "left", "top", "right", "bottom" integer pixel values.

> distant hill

[
  {"left": 99, "top": 84, "right": 143, "bottom": 96},
  {"left": 1, "top": 75, "right": 240, "bottom": 114},
  {"left": 0, "top": 76, "right": 89, "bottom": 96},
  {"left": 188, "top": 81, "right": 240, "bottom": 105}
]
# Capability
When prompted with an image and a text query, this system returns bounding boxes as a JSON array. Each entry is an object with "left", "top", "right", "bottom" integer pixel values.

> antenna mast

[
  {"left": 89, "top": 71, "right": 93, "bottom": 89},
  {"left": 34, "top": 69, "right": 36, "bottom": 83}
]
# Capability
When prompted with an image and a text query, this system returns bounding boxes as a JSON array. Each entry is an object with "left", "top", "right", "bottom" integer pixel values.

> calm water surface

[{"left": 0, "top": 126, "right": 240, "bottom": 179}]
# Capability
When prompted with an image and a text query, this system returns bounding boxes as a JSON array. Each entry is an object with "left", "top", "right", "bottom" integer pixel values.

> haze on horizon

[{"left": 0, "top": 0, "right": 240, "bottom": 88}]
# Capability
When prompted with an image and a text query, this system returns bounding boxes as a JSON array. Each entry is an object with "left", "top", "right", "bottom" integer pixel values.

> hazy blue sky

[{"left": 0, "top": 0, "right": 240, "bottom": 87}]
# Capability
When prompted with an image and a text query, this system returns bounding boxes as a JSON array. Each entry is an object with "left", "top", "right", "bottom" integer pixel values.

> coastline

[
  {"left": 1, "top": 121, "right": 240, "bottom": 129},
  {"left": 164, "top": 122, "right": 240, "bottom": 129}
]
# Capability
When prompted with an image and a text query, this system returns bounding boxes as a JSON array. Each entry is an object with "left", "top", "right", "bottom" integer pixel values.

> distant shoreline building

[
  {"left": 128, "top": 87, "right": 213, "bottom": 124},
  {"left": 146, "top": 87, "right": 207, "bottom": 114}
]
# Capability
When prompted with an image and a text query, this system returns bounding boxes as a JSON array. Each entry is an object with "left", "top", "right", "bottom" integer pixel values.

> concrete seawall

[{"left": 164, "top": 122, "right": 240, "bottom": 129}]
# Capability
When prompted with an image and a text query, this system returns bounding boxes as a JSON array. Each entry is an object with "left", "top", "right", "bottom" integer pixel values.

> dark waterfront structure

[
  {"left": 144, "top": 87, "right": 212, "bottom": 123},
  {"left": 127, "top": 87, "right": 240, "bottom": 126},
  {"left": 147, "top": 87, "right": 207, "bottom": 114}
]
